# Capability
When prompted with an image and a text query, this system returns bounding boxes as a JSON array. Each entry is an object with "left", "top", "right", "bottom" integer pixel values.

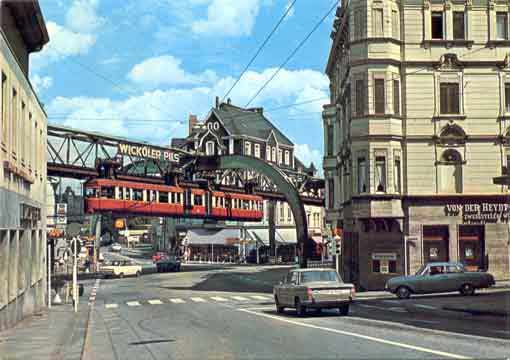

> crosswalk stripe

[
  {"left": 105, "top": 304, "right": 118, "bottom": 309},
  {"left": 190, "top": 297, "right": 206, "bottom": 303},
  {"left": 211, "top": 296, "right": 228, "bottom": 302},
  {"left": 250, "top": 295, "right": 270, "bottom": 300},
  {"left": 170, "top": 298, "right": 185, "bottom": 304},
  {"left": 148, "top": 299, "right": 163, "bottom": 305},
  {"left": 126, "top": 301, "right": 141, "bottom": 307},
  {"left": 232, "top": 296, "right": 249, "bottom": 301}
]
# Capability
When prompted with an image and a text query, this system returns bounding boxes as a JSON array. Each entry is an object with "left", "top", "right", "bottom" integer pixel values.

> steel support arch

[{"left": 194, "top": 155, "right": 314, "bottom": 268}]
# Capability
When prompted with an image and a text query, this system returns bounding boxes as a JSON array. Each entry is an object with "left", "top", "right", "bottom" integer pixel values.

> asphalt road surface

[{"left": 81, "top": 264, "right": 509, "bottom": 359}]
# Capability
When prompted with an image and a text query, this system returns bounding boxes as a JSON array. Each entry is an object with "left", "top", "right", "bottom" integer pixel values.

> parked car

[
  {"left": 273, "top": 268, "right": 355, "bottom": 316},
  {"left": 385, "top": 262, "right": 495, "bottom": 299},
  {"left": 156, "top": 256, "right": 181, "bottom": 272},
  {"left": 101, "top": 260, "right": 142, "bottom": 278},
  {"left": 152, "top": 251, "right": 168, "bottom": 263},
  {"left": 110, "top": 243, "right": 122, "bottom": 252}
]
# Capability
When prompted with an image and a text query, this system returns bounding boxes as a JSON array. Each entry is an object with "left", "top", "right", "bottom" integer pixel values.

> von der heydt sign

[
  {"left": 117, "top": 142, "right": 181, "bottom": 163},
  {"left": 444, "top": 202, "right": 510, "bottom": 224}
]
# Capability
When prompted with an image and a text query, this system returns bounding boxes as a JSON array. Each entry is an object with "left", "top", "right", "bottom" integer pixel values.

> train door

[{"left": 205, "top": 192, "right": 212, "bottom": 216}]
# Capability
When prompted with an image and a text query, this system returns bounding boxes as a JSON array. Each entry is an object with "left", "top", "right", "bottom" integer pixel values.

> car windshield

[
  {"left": 415, "top": 265, "right": 427, "bottom": 275},
  {"left": 301, "top": 271, "right": 339, "bottom": 283}
]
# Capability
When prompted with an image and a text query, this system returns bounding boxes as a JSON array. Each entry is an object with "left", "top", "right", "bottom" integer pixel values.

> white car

[
  {"left": 101, "top": 260, "right": 142, "bottom": 278},
  {"left": 110, "top": 243, "right": 122, "bottom": 252}
]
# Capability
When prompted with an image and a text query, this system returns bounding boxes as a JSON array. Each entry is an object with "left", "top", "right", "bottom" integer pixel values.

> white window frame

[
  {"left": 496, "top": 12, "right": 509, "bottom": 40},
  {"left": 254, "top": 143, "right": 260, "bottom": 158},
  {"left": 272, "top": 147, "right": 276, "bottom": 162},
  {"left": 245, "top": 141, "right": 251, "bottom": 156},
  {"left": 278, "top": 149, "right": 283, "bottom": 164},
  {"left": 374, "top": 150, "right": 387, "bottom": 193},
  {"left": 206, "top": 141, "right": 215, "bottom": 155},
  {"left": 284, "top": 150, "right": 290, "bottom": 165}
]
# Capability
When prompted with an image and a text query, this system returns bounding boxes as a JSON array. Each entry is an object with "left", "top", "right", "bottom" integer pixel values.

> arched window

[{"left": 438, "top": 149, "right": 463, "bottom": 193}]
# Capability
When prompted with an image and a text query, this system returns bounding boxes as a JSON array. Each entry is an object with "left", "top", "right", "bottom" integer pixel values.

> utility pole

[{"left": 47, "top": 243, "right": 52, "bottom": 308}]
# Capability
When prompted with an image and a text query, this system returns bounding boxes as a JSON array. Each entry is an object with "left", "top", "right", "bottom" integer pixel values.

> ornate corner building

[
  {"left": 324, "top": 0, "right": 510, "bottom": 290},
  {"left": 0, "top": 0, "right": 49, "bottom": 330}
]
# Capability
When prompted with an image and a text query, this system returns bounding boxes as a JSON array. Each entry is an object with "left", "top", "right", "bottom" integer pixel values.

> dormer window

[{"left": 245, "top": 141, "right": 252, "bottom": 156}]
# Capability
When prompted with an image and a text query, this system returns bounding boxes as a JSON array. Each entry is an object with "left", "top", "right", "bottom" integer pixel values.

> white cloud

[
  {"left": 295, "top": 143, "right": 323, "bottom": 173},
  {"left": 191, "top": 0, "right": 262, "bottom": 36},
  {"left": 128, "top": 55, "right": 218, "bottom": 87},
  {"left": 65, "top": 0, "right": 105, "bottom": 33},
  {"left": 100, "top": 56, "right": 122, "bottom": 65},
  {"left": 30, "top": 74, "right": 53, "bottom": 93}
]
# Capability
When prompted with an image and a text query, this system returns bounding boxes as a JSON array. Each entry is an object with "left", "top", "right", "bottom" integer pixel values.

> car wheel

[
  {"left": 119, "top": 273, "right": 124, "bottom": 279},
  {"left": 136, "top": 271, "right": 141, "bottom": 277},
  {"left": 460, "top": 283, "right": 475, "bottom": 296},
  {"left": 295, "top": 297, "right": 306, "bottom": 317},
  {"left": 396, "top": 286, "right": 411, "bottom": 299},
  {"left": 338, "top": 305, "right": 349, "bottom": 316},
  {"left": 275, "top": 296, "right": 284, "bottom": 314}
]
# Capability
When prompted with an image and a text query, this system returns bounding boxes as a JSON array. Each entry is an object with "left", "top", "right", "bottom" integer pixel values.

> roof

[
  {"left": 184, "top": 228, "right": 241, "bottom": 245},
  {"left": 3, "top": 0, "right": 49, "bottom": 52},
  {"left": 212, "top": 103, "right": 293, "bottom": 146},
  {"left": 170, "top": 138, "right": 188, "bottom": 148}
]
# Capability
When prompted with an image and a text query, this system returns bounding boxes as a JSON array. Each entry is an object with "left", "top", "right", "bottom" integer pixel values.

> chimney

[
  {"left": 188, "top": 114, "right": 198, "bottom": 135},
  {"left": 215, "top": 96, "right": 220, "bottom": 109}
]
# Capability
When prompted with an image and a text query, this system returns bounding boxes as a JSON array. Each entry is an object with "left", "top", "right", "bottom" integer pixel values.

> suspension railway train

[{"left": 84, "top": 179, "right": 264, "bottom": 221}]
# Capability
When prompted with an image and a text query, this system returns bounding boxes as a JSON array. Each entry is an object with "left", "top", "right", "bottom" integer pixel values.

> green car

[{"left": 385, "top": 262, "right": 495, "bottom": 299}]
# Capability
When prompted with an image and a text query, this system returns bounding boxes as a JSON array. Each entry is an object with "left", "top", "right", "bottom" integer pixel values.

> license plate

[{"left": 320, "top": 289, "right": 349, "bottom": 295}]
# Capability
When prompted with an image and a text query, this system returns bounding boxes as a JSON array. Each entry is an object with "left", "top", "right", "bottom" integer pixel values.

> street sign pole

[
  {"left": 73, "top": 237, "right": 78, "bottom": 313},
  {"left": 47, "top": 243, "right": 52, "bottom": 308}
]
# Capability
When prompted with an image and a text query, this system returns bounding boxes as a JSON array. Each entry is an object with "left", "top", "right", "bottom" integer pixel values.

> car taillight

[
  {"left": 307, "top": 288, "right": 313, "bottom": 301},
  {"left": 350, "top": 287, "right": 356, "bottom": 298}
]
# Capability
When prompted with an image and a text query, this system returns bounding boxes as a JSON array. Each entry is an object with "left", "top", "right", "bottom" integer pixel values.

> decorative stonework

[{"left": 435, "top": 53, "right": 463, "bottom": 71}]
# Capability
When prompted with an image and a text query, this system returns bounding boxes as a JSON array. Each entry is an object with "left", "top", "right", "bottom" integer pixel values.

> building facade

[
  {"left": 324, "top": 0, "right": 510, "bottom": 290},
  {"left": 0, "top": 0, "right": 49, "bottom": 330},
  {"left": 171, "top": 100, "right": 324, "bottom": 262}
]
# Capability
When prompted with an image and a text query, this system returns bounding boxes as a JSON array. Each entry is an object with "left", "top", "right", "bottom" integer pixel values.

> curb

[{"left": 442, "top": 306, "right": 510, "bottom": 317}]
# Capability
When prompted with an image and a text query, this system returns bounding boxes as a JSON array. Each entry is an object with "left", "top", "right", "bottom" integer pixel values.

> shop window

[
  {"left": 392, "top": 10, "right": 399, "bottom": 40},
  {"left": 357, "top": 157, "right": 367, "bottom": 193},
  {"left": 440, "top": 83, "right": 460, "bottom": 114},
  {"left": 355, "top": 79, "right": 365, "bottom": 116},
  {"left": 431, "top": 12, "right": 444, "bottom": 39},
  {"left": 373, "top": 9, "right": 383, "bottom": 37},
  {"left": 254, "top": 143, "right": 260, "bottom": 158},
  {"left": 393, "top": 79, "right": 400, "bottom": 115},
  {"left": 497, "top": 12, "right": 508, "bottom": 40},
  {"left": 372, "top": 259, "right": 397, "bottom": 274},
  {"left": 375, "top": 155, "right": 386, "bottom": 192},
  {"left": 374, "top": 79, "right": 385, "bottom": 114},
  {"left": 372, "top": 260, "right": 381, "bottom": 273},
  {"left": 453, "top": 12, "right": 465, "bottom": 40}
]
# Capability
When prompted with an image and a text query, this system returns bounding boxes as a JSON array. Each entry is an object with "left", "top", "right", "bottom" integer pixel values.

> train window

[
  {"left": 160, "top": 192, "right": 169, "bottom": 203},
  {"left": 122, "top": 188, "right": 129, "bottom": 200},
  {"left": 85, "top": 188, "right": 98, "bottom": 198},
  {"left": 195, "top": 194, "right": 203, "bottom": 206},
  {"left": 133, "top": 189, "right": 143, "bottom": 201},
  {"left": 212, "top": 196, "right": 216, "bottom": 207},
  {"left": 100, "top": 187, "right": 115, "bottom": 199},
  {"left": 149, "top": 190, "right": 156, "bottom": 202},
  {"left": 176, "top": 193, "right": 182, "bottom": 204}
]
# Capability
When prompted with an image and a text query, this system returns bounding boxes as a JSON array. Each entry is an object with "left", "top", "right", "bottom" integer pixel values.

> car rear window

[{"left": 301, "top": 271, "right": 339, "bottom": 283}]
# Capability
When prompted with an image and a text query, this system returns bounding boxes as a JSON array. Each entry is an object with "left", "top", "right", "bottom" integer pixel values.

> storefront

[{"left": 406, "top": 196, "right": 510, "bottom": 280}]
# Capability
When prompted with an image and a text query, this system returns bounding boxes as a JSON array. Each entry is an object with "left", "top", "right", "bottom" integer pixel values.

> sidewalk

[{"left": 0, "top": 285, "right": 92, "bottom": 360}]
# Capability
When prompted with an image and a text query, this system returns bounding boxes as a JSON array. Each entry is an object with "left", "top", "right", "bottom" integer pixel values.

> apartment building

[
  {"left": 0, "top": 0, "right": 49, "bottom": 330},
  {"left": 324, "top": 0, "right": 510, "bottom": 290}
]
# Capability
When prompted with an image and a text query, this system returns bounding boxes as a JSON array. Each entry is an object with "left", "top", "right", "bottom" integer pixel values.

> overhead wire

[
  {"left": 244, "top": 0, "right": 340, "bottom": 108},
  {"left": 221, "top": 0, "right": 298, "bottom": 102}
]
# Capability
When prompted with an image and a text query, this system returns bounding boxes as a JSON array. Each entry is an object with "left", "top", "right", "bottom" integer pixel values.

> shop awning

[
  {"left": 185, "top": 229, "right": 241, "bottom": 245},
  {"left": 247, "top": 229, "right": 269, "bottom": 246},
  {"left": 275, "top": 229, "right": 297, "bottom": 245}
]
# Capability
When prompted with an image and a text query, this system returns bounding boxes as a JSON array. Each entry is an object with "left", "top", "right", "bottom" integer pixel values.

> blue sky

[{"left": 32, "top": 0, "right": 337, "bottom": 170}]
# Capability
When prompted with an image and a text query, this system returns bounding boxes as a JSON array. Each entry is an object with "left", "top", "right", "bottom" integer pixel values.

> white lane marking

[
  {"left": 243, "top": 306, "right": 276, "bottom": 311},
  {"left": 237, "top": 308, "right": 471, "bottom": 359},
  {"left": 250, "top": 295, "right": 270, "bottom": 300},
  {"left": 356, "top": 304, "right": 380, "bottom": 309},
  {"left": 190, "top": 297, "right": 206, "bottom": 303},
  {"left": 232, "top": 296, "right": 249, "bottom": 301},
  {"left": 414, "top": 304, "right": 437, "bottom": 310},
  {"left": 211, "top": 296, "right": 228, "bottom": 302},
  {"left": 169, "top": 298, "right": 185, "bottom": 304},
  {"left": 388, "top": 307, "right": 407, "bottom": 313},
  {"left": 148, "top": 299, "right": 163, "bottom": 305},
  {"left": 411, "top": 319, "right": 439, "bottom": 324},
  {"left": 105, "top": 304, "right": 118, "bottom": 309},
  {"left": 126, "top": 301, "right": 141, "bottom": 307}
]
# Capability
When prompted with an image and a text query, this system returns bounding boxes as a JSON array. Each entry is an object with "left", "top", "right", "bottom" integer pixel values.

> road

[{"left": 81, "top": 257, "right": 509, "bottom": 359}]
